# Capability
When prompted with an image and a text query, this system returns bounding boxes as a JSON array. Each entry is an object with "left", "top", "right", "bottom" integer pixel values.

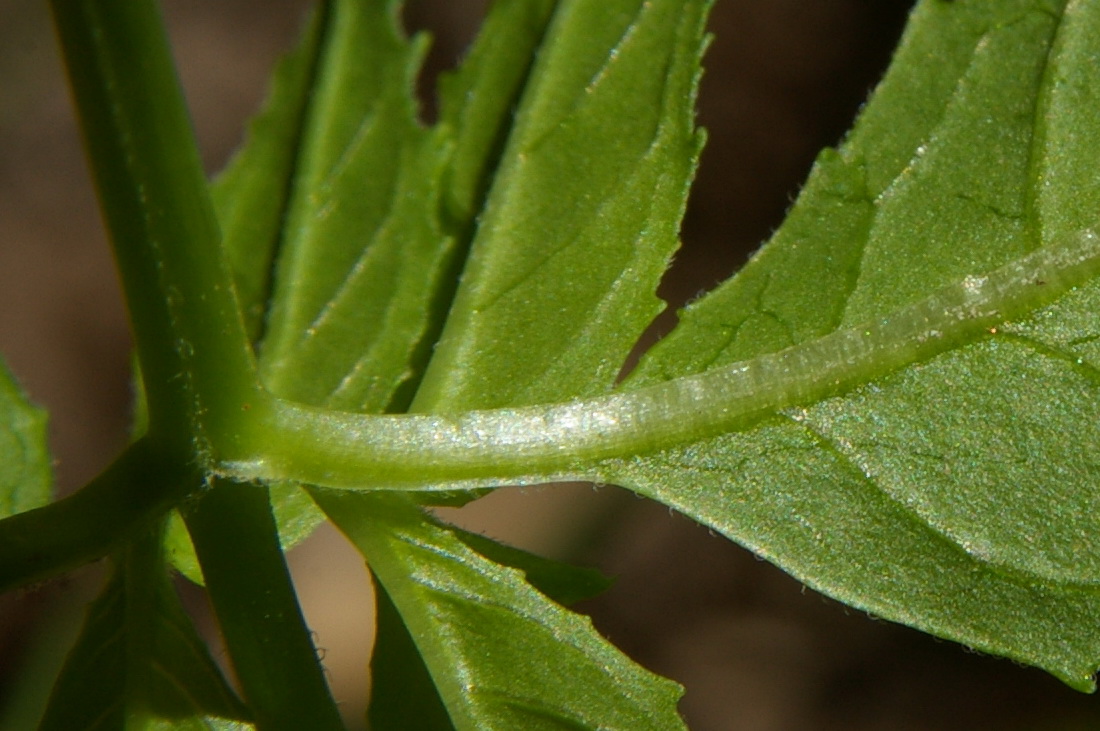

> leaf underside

[
  {"left": 614, "top": 0, "right": 1100, "bottom": 689},
  {"left": 210, "top": 0, "right": 1100, "bottom": 707},
  {"left": 39, "top": 552, "right": 250, "bottom": 729},
  {"left": 206, "top": 0, "right": 707, "bottom": 727},
  {"left": 12, "top": 0, "right": 1100, "bottom": 729},
  {"left": 315, "top": 491, "right": 687, "bottom": 731},
  {"left": 0, "top": 360, "right": 51, "bottom": 520}
]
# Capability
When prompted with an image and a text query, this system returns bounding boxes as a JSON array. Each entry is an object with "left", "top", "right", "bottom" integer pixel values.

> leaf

[
  {"left": 0, "top": 358, "right": 50, "bottom": 519},
  {"left": 314, "top": 491, "right": 686, "bottom": 731},
  {"left": 211, "top": 0, "right": 564, "bottom": 533},
  {"left": 210, "top": 9, "right": 324, "bottom": 342},
  {"left": 449, "top": 527, "right": 613, "bottom": 605},
  {"left": 364, "top": 530, "right": 609, "bottom": 730},
  {"left": 433, "top": 0, "right": 558, "bottom": 234},
  {"left": 256, "top": 0, "right": 453, "bottom": 412},
  {"left": 366, "top": 575, "right": 455, "bottom": 731},
  {"left": 251, "top": 0, "right": 566, "bottom": 416},
  {"left": 411, "top": 0, "right": 710, "bottom": 411},
  {"left": 406, "top": 0, "right": 564, "bottom": 507},
  {"left": 605, "top": 0, "right": 1100, "bottom": 688},
  {"left": 205, "top": 0, "right": 556, "bottom": 557},
  {"left": 39, "top": 545, "right": 250, "bottom": 729}
]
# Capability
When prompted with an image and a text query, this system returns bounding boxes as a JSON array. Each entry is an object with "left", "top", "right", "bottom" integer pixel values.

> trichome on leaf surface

[{"left": 3, "top": 0, "right": 1100, "bottom": 728}]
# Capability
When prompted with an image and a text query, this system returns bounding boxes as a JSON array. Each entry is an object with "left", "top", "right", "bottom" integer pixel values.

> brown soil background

[{"left": 2, "top": 2, "right": 1100, "bottom": 729}]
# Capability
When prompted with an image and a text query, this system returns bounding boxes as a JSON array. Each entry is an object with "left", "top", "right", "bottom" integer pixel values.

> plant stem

[
  {"left": 184, "top": 480, "right": 345, "bottom": 731},
  {"left": 49, "top": 0, "right": 266, "bottom": 458},
  {"left": 2, "top": 224, "right": 1096, "bottom": 590},
  {"left": 221, "top": 229, "right": 1100, "bottom": 490},
  {"left": 120, "top": 518, "right": 171, "bottom": 725},
  {"left": 0, "top": 440, "right": 192, "bottom": 594}
]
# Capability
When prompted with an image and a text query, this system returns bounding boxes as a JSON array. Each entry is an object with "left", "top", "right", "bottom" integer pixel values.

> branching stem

[
  {"left": 218, "top": 229, "right": 1100, "bottom": 490},
  {"left": 50, "top": 0, "right": 264, "bottom": 458}
]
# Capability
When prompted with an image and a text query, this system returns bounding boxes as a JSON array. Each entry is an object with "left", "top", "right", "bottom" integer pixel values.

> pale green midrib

[{"left": 218, "top": 230, "right": 1100, "bottom": 490}]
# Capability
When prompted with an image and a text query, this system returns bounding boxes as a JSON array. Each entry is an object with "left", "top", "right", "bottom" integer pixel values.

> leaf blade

[
  {"left": 210, "top": 9, "right": 324, "bottom": 341},
  {"left": 315, "top": 492, "right": 685, "bottom": 731},
  {"left": 0, "top": 359, "right": 50, "bottom": 519},
  {"left": 412, "top": 0, "right": 711, "bottom": 411},
  {"left": 39, "top": 549, "right": 250, "bottom": 729},
  {"left": 367, "top": 574, "right": 455, "bottom": 731},
  {"left": 609, "top": 0, "right": 1100, "bottom": 686},
  {"left": 257, "top": 0, "right": 454, "bottom": 413}
]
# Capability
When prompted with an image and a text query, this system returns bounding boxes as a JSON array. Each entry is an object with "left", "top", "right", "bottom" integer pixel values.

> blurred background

[{"left": 2, "top": 1, "right": 1100, "bottom": 728}]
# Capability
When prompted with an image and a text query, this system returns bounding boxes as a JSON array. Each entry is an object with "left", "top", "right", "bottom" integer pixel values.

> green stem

[
  {"left": 184, "top": 480, "right": 345, "bottom": 731},
  {"left": 120, "top": 518, "right": 171, "bottom": 726},
  {"left": 220, "top": 228, "right": 1100, "bottom": 489},
  {"left": 0, "top": 440, "right": 192, "bottom": 594},
  {"left": 49, "top": 0, "right": 265, "bottom": 457},
  {"left": 2, "top": 226, "right": 1096, "bottom": 593}
]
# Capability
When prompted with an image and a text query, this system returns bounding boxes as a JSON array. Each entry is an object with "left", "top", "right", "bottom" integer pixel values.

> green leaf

[
  {"left": 257, "top": 0, "right": 453, "bottom": 413},
  {"left": 250, "top": 0, "right": 564, "bottom": 416},
  {"left": 364, "top": 532, "right": 608, "bottom": 730},
  {"left": 412, "top": 0, "right": 710, "bottom": 411},
  {"left": 201, "top": 0, "right": 451, "bottom": 569},
  {"left": 434, "top": 0, "right": 558, "bottom": 233},
  {"left": 211, "top": 9, "right": 324, "bottom": 342},
  {"left": 449, "top": 527, "right": 613, "bottom": 605},
  {"left": 367, "top": 575, "right": 454, "bottom": 731},
  {"left": 607, "top": 0, "right": 1100, "bottom": 688},
  {"left": 0, "top": 359, "right": 50, "bottom": 519},
  {"left": 209, "top": 0, "right": 563, "bottom": 531},
  {"left": 39, "top": 539, "right": 250, "bottom": 729},
  {"left": 314, "top": 491, "right": 686, "bottom": 731}
]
